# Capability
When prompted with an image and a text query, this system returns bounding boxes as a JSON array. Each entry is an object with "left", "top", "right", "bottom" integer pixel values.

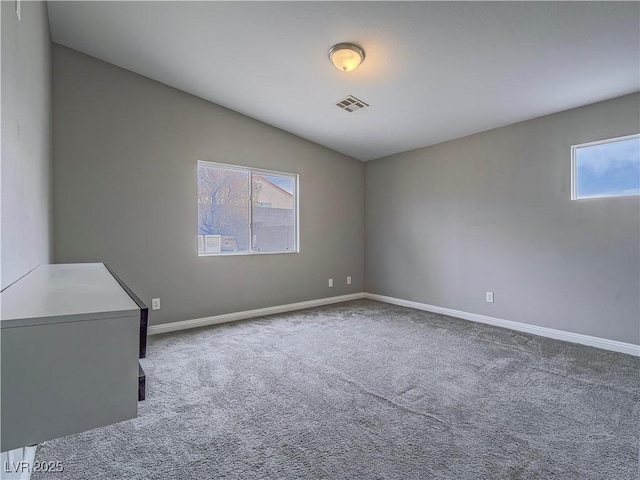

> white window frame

[
  {"left": 571, "top": 133, "right": 640, "bottom": 200},
  {"left": 197, "top": 160, "right": 300, "bottom": 256}
]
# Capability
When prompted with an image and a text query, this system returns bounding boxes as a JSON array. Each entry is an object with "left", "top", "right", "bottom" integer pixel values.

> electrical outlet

[
  {"left": 486, "top": 292, "right": 494, "bottom": 303},
  {"left": 347, "top": 276, "right": 352, "bottom": 285},
  {"left": 328, "top": 279, "right": 333, "bottom": 287},
  {"left": 152, "top": 298, "right": 161, "bottom": 310}
]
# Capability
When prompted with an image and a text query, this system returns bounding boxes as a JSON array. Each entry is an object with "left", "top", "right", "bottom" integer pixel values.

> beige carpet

[{"left": 34, "top": 300, "right": 640, "bottom": 479}]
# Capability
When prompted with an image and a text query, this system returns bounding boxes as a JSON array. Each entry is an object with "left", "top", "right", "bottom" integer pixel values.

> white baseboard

[
  {"left": 1, "top": 445, "right": 38, "bottom": 480},
  {"left": 148, "top": 293, "right": 365, "bottom": 335},
  {"left": 364, "top": 293, "right": 640, "bottom": 357},
  {"left": 147, "top": 291, "right": 639, "bottom": 357}
]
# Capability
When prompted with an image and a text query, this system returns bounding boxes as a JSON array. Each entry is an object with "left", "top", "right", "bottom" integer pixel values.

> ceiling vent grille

[{"left": 336, "top": 95, "right": 369, "bottom": 112}]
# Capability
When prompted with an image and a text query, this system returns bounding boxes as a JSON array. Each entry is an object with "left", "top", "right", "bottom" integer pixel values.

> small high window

[
  {"left": 571, "top": 134, "right": 640, "bottom": 200},
  {"left": 197, "top": 161, "right": 298, "bottom": 255}
]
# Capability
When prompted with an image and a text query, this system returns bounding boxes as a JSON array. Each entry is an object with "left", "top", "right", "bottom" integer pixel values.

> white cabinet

[{"left": 1, "top": 264, "right": 140, "bottom": 452}]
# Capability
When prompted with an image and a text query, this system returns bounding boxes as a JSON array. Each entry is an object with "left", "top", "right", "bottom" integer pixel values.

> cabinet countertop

[{"left": 1, "top": 263, "right": 140, "bottom": 328}]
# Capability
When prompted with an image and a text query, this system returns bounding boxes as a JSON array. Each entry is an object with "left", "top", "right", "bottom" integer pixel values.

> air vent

[{"left": 336, "top": 95, "right": 369, "bottom": 113}]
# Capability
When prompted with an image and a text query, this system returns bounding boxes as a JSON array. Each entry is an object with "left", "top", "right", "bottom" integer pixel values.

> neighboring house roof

[{"left": 254, "top": 175, "right": 293, "bottom": 198}]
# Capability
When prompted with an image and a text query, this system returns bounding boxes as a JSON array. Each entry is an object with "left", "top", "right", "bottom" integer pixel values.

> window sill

[{"left": 198, "top": 250, "right": 300, "bottom": 257}]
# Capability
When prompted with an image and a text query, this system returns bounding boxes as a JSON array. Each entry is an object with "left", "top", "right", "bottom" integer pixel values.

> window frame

[
  {"left": 571, "top": 133, "right": 640, "bottom": 200},
  {"left": 197, "top": 160, "right": 300, "bottom": 256}
]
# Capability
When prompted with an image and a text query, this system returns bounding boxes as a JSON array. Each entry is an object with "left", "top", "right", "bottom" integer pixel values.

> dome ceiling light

[{"left": 328, "top": 43, "right": 365, "bottom": 72}]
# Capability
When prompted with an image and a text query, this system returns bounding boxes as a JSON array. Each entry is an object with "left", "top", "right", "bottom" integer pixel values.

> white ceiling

[{"left": 47, "top": 1, "right": 640, "bottom": 161}]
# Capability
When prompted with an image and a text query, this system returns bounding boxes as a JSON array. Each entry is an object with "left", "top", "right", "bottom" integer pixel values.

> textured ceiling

[{"left": 47, "top": 1, "right": 640, "bottom": 161}]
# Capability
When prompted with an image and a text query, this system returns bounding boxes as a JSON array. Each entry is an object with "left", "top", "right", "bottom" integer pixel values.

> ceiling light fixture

[{"left": 328, "top": 43, "right": 365, "bottom": 72}]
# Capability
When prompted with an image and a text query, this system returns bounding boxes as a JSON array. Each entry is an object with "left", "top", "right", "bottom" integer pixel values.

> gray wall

[
  {"left": 52, "top": 45, "right": 364, "bottom": 326},
  {"left": 365, "top": 93, "right": 640, "bottom": 345},
  {"left": 1, "top": 1, "right": 52, "bottom": 289}
]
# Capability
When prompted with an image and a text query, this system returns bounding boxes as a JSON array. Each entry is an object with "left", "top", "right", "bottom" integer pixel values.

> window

[
  {"left": 197, "top": 161, "right": 298, "bottom": 255},
  {"left": 571, "top": 134, "right": 640, "bottom": 200}
]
